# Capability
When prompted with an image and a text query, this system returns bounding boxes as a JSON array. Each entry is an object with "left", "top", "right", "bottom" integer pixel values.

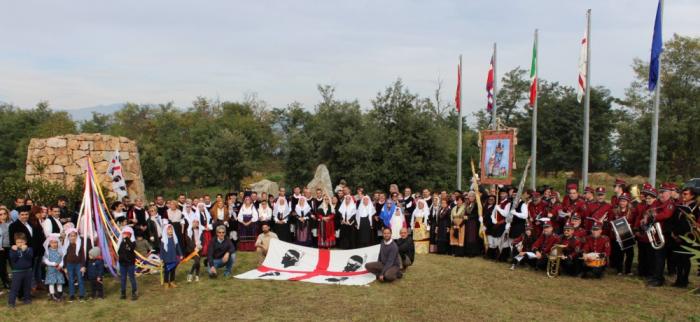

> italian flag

[{"left": 529, "top": 39, "right": 537, "bottom": 108}]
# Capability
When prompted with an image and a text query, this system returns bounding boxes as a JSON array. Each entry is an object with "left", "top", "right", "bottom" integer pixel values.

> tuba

[
  {"left": 644, "top": 208, "right": 665, "bottom": 250},
  {"left": 547, "top": 245, "right": 567, "bottom": 278}
]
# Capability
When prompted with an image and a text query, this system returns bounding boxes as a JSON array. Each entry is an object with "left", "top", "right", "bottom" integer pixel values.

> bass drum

[{"left": 611, "top": 217, "right": 636, "bottom": 250}]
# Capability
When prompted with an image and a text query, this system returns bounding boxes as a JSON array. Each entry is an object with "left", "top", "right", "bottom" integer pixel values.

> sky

[{"left": 0, "top": 0, "right": 698, "bottom": 118}]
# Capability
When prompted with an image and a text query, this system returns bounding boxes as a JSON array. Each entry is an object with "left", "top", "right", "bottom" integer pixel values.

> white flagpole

[
  {"left": 582, "top": 9, "right": 592, "bottom": 189},
  {"left": 457, "top": 55, "right": 463, "bottom": 191},
  {"left": 649, "top": 0, "right": 664, "bottom": 186},
  {"left": 531, "top": 29, "right": 539, "bottom": 191}
]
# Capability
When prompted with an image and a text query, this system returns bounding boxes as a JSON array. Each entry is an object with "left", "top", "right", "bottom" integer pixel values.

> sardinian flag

[
  {"left": 486, "top": 53, "right": 495, "bottom": 112},
  {"left": 576, "top": 28, "right": 588, "bottom": 103},
  {"left": 236, "top": 239, "right": 380, "bottom": 286},
  {"left": 107, "top": 150, "right": 128, "bottom": 199}
]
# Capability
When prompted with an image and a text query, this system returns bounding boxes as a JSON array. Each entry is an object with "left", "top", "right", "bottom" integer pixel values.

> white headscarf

[
  {"left": 161, "top": 223, "right": 179, "bottom": 252},
  {"left": 356, "top": 196, "right": 376, "bottom": 228},
  {"left": 295, "top": 197, "right": 311, "bottom": 217},
  {"left": 187, "top": 219, "right": 202, "bottom": 248},
  {"left": 117, "top": 226, "right": 135, "bottom": 250},
  {"left": 273, "top": 197, "right": 291, "bottom": 222},
  {"left": 62, "top": 228, "right": 82, "bottom": 257},
  {"left": 195, "top": 202, "right": 212, "bottom": 230},
  {"left": 411, "top": 199, "right": 430, "bottom": 228},
  {"left": 258, "top": 203, "right": 272, "bottom": 221},
  {"left": 339, "top": 196, "right": 357, "bottom": 222}
]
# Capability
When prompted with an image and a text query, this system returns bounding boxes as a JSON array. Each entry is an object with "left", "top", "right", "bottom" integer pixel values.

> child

[
  {"left": 62, "top": 228, "right": 86, "bottom": 302},
  {"left": 42, "top": 234, "right": 65, "bottom": 301},
  {"left": 135, "top": 234, "right": 153, "bottom": 256},
  {"left": 160, "top": 224, "right": 182, "bottom": 288},
  {"left": 117, "top": 226, "right": 138, "bottom": 300},
  {"left": 87, "top": 247, "right": 104, "bottom": 299},
  {"left": 186, "top": 218, "right": 203, "bottom": 282},
  {"left": 8, "top": 233, "right": 33, "bottom": 308}
]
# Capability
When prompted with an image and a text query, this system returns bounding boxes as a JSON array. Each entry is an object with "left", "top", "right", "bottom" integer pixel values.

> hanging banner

[
  {"left": 480, "top": 129, "right": 516, "bottom": 185},
  {"left": 235, "top": 239, "right": 380, "bottom": 286},
  {"left": 107, "top": 150, "right": 128, "bottom": 199}
]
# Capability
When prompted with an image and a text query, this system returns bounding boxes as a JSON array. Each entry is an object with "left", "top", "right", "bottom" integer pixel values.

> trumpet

[
  {"left": 644, "top": 208, "right": 665, "bottom": 250},
  {"left": 680, "top": 207, "right": 700, "bottom": 244}
]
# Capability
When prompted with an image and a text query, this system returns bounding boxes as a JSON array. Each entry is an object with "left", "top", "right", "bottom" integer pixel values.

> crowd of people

[{"left": 0, "top": 178, "right": 698, "bottom": 308}]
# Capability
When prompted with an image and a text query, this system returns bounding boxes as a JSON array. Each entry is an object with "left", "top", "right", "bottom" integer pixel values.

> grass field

[{"left": 4, "top": 252, "right": 700, "bottom": 321}]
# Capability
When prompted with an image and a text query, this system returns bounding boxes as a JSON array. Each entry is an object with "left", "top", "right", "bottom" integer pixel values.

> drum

[
  {"left": 585, "top": 257, "right": 607, "bottom": 268},
  {"left": 611, "top": 217, "right": 636, "bottom": 250}
]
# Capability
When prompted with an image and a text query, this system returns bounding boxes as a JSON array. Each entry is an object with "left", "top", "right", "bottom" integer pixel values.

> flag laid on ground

[
  {"left": 577, "top": 28, "right": 588, "bottom": 103},
  {"left": 529, "top": 38, "right": 537, "bottom": 108},
  {"left": 648, "top": 0, "right": 663, "bottom": 91},
  {"left": 107, "top": 150, "right": 128, "bottom": 200},
  {"left": 236, "top": 239, "right": 380, "bottom": 286},
  {"left": 455, "top": 62, "right": 461, "bottom": 112},
  {"left": 486, "top": 54, "right": 495, "bottom": 112}
]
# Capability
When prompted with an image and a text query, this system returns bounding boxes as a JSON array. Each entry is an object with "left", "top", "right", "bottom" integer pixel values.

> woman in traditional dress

[
  {"left": 356, "top": 196, "right": 375, "bottom": 247},
  {"left": 463, "top": 191, "right": 483, "bottom": 257},
  {"left": 389, "top": 203, "right": 405, "bottom": 240},
  {"left": 427, "top": 194, "right": 440, "bottom": 253},
  {"left": 237, "top": 196, "right": 259, "bottom": 251},
  {"left": 194, "top": 202, "right": 213, "bottom": 265},
  {"left": 450, "top": 195, "right": 466, "bottom": 257},
  {"left": 166, "top": 200, "right": 186, "bottom": 253},
  {"left": 257, "top": 200, "right": 272, "bottom": 231},
  {"left": 294, "top": 196, "right": 313, "bottom": 246},
  {"left": 316, "top": 195, "right": 336, "bottom": 249},
  {"left": 210, "top": 200, "right": 230, "bottom": 236},
  {"left": 436, "top": 198, "right": 452, "bottom": 255},
  {"left": 411, "top": 199, "right": 431, "bottom": 254},
  {"left": 338, "top": 195, "right": 358, "bottom": 249},
  {"left": 272, "top": 196, "right": 292, "bottom": 242}
]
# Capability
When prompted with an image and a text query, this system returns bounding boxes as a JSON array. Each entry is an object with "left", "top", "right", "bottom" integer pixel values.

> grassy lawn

[{"left": 5, "top": 251, "right": 700, "bottom": 321}]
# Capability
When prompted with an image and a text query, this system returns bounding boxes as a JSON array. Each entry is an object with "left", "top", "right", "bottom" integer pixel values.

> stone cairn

[{"left": 25, "top": 133, "right": 146, "bottom": 200}]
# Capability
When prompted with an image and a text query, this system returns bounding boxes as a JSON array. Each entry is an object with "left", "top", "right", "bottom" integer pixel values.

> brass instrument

[
  {"left": 644, "top": 208, "right": 666, "bottom": 250},
  {"left": 546, "top": 245, "right": 567, "bottom": 278},
  {"left": 679, "top": 206, "right": 700, "bottom": 244},
  {"left": 630, "top": 185, "right": 641, "bottom": 203}
]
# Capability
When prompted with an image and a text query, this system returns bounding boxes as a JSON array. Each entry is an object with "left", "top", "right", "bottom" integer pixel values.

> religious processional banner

[
  {"left": 235, "top": 239, "right": 380, "bottom": 286},
  {"left": 480, "top": 129, "right": 516, "bottom": 185}
]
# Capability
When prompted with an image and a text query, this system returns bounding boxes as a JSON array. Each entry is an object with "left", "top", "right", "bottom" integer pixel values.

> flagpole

[
  {"left": 649, "top": 0, "right": 664, "bottom": 187},
  {"left": 582, "top": 9, "right": 591, "bottom": 190},
  {"left": 457, "top": 55, "right": 463, "bottom": 191},
  {"left": 531, "top": 29, "right": 538, "bottom": 191},
  {"left": 492, "top": 43, "right": 498, "bottom": 130}
]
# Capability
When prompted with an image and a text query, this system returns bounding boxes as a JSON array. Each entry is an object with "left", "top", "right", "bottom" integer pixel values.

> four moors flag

[
  {"left": 107, "top": 150, "right": 128, "bottom": 200},
  {"left": 529, "top": 38, "right": 537, "bottom": 108},
  {"left": 577, "top": 28, "right": 589, "bottom": 103}
]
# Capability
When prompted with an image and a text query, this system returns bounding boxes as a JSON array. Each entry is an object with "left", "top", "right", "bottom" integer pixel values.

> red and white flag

[
  {"left": 455, "top": 62, "right": 461, "bottom": 112},
  {"left": 486, "top": 54, "right": 495, "bottom": 112},
  {"left": 107, "top": 150, "right": 128, "bottom": 199},
  {"left": 577, "top": 28, "right": 588, "bottom": 103},
  {"left": 236, "top": 239, "right": 380, "bottom": 286}
]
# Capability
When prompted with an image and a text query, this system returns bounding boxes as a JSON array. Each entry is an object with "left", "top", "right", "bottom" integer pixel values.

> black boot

[{"left": 120, "top": 292, "right": 126, "bottom": 300}]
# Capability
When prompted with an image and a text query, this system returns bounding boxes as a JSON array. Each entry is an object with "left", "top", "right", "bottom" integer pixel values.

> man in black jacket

[
  {"left": 395, "top": 228, "right": 415, "bottom": 270},
  {"left": 208, "top": 225, "right": 236, "bottom": 278},
  {"left": 9, "top": 209, "right": 45, "bottom": 289}
]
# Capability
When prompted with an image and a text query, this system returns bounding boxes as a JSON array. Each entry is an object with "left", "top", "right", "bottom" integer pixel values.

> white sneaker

[
  {"left": 187, "top": 274, "right": 193, "bottom": 283},
  {"left": 510, "top": 264, "right": 516, "bottom": 270},
  {"left": 194, "top": 275, "right": 200, "bottom": 282}
]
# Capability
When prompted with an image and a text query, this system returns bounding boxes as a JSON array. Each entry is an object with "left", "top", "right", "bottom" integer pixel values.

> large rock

[
  {"left": 307, "top": 164, "right": 333, "bottom": 197},
  {"left": 250, "top": 179, "right": 279, "bottom": 196},
  {"left": 25, "top": 133, "right": 146, "bottom": 200}
]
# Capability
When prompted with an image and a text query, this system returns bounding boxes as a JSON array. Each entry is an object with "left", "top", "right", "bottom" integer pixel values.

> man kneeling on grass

[
  {"left": 366, "top": 228, "right": 402, "bottom": 282},
  {"left": 207, "top": 225, "right": 236, "bottom": 278}
]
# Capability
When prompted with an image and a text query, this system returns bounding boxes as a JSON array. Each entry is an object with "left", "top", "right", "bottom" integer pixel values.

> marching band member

[
  {"left": 581, "top": 223, "right": 611, "bottom": 279},
  {"left": 507, "top": 190, "right": 530, "bottom": 262},
  {"left": 528, "top": 192, "right": 548, "bottom": 237},
  {"left": 645, "top": 183, "right": 676, "bottom": 287},
  {"left": 670, "top": 187, "right": 699, "bottom": 288},
  {"left": 633, "top": 184, "right": 658, "bottom": 279},
  {"left": 609, "top": 193, "right": 636, "bottom": 276},
  {"left": 560, "top": 184, "right": 586, "bottom": 231},
  {"left": 492, "top": 188, "right": 510, "bottom": 261},
  {"left": 585, "top": 187, "right": 612, "bottom": 234},
  {"left": 531, "top": 221, "right": 560, "bottom": 270},
  {"left": 611, "top": 178, "right": 627, "bottom": 208},
  {"left": 557, "top": 222, "right": 583, "bottom": 276}
]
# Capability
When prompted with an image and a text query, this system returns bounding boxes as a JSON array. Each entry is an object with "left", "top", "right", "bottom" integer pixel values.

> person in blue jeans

[
  {"left": 117, "top": 227, "right": 138, "bottom": 300},
  {"left": 62, "top": 228, "right": 86, "bottom": 302},
  {"left": 207, "top": 225, "right": 236, "bottom": 278},
  {"left": 7, "top": 233, "right": 33, "bottom": 308}
]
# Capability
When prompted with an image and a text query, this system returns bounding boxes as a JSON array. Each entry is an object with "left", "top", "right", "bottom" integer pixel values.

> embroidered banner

[{"left": 235, "top": 239, "right": 380, "bottom": 286}]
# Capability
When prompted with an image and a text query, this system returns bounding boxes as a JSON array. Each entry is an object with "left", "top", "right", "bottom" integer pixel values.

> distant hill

[{"left": 61, "top": 103, "right": 124, "bottom": 121}]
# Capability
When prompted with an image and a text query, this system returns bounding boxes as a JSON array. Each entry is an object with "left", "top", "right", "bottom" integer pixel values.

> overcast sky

[{"left": 0, "top": 0, "right": 697, "bottom": 117}]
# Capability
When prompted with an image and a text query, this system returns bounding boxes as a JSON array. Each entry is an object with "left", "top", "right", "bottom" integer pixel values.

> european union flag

[{"left": 648, "top": 0, "right": 663, "bottom": 91}]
